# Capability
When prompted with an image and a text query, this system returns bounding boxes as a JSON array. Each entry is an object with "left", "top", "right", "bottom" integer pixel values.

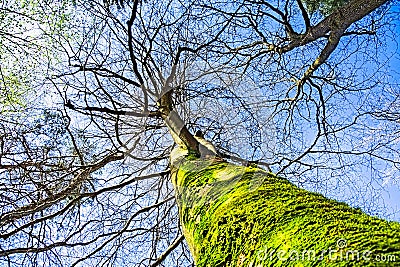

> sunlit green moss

[{"left": 171, "top": 156, "right": 400, "bottom": 267}]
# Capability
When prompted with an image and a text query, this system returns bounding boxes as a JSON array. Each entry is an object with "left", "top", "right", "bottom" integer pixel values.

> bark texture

[{"left": 170, "top": 154, "right": 400, "bottom": 266}]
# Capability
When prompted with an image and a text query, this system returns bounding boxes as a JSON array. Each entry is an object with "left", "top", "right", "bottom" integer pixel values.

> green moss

[{"left": 171, "top": 157, "right": 400, "bottom": 267}]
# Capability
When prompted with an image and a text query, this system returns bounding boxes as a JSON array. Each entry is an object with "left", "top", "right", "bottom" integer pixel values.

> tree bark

[{"left": 170, "top": 155, "right": 400, "bottom": 266}]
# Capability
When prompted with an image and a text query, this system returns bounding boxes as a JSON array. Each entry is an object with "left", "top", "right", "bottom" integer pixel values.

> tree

[
  {"left": 0, "top": 0, "right": 74, "bottom": 113},
  {"left": 1, "top": 0, "right": 400, "bottom": 266}
]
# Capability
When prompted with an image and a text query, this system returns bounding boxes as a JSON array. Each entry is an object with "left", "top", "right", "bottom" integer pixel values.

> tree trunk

[{"left": 170, "top": 155, "right": 400, "bottom": 266}]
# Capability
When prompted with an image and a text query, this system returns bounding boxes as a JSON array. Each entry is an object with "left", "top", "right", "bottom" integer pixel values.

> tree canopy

[{"left": 1, "top": 0, "right": 400, "bottom": 266}]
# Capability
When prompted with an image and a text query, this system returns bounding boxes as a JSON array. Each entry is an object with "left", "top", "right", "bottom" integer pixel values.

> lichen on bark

[
  {"left": 303, "top": 0, "right": 350, "bottom": 15},
  {"left": 170, "top": 152, "right": 400, "bottom": 266}
]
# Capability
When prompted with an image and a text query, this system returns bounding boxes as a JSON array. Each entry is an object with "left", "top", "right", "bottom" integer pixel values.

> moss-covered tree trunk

[{"left": 170, "top": 155, "right": 400, "bottom": 266}]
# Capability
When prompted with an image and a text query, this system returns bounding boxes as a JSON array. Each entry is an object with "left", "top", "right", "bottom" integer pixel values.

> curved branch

[{"left": 0, "top": 152, "right": 124, "bottom": 228}]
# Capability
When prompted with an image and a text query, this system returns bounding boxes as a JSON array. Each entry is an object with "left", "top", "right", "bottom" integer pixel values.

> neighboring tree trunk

[{"left": 170, "top": 152, "right": 400, "bottom": 266}]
